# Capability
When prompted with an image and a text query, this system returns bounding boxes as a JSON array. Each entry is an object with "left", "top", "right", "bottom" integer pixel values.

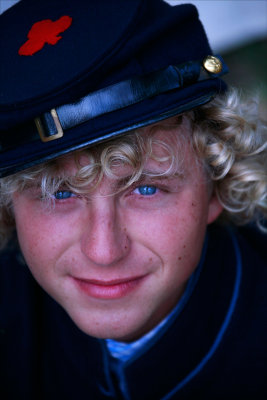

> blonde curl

[{"left": 0, "top": 88, "right": 266, "bottom": 249}]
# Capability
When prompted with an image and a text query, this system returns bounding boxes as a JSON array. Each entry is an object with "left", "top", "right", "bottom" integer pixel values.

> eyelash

[
  {"left": 47, "top": 178, "right": 176, "bottom": 207},
  {"left": 52, "top": 190, "right": 77, "bottom": 200},
  {"left": 132, "top": 185, "right": 159, "bottom": 196},
  {"left": 51, "top": 184, "right": 160, "bottom": 201}
]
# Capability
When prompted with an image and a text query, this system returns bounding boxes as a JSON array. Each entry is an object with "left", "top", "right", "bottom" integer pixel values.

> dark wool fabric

[
  {"left": 0, "top": 0, "right": 227, "bottom": 177},
  {"left": 0, "top": 0, "right": 214, "bottom": 124},
  {"left": 0, "top": 225, "right": 266, "bottom": 399}
]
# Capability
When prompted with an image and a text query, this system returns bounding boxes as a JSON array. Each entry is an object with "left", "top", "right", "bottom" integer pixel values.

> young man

[{"left": 0, "top": 0, "right": 266, "bottom": 399}]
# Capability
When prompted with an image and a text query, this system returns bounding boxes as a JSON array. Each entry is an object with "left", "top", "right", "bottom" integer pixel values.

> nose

[{"left": 80, "top": 198, "right": 130, "bottom": 267}]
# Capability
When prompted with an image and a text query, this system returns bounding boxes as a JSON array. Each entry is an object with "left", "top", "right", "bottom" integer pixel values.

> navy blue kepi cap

[{"left": 0, "top": 0, "right": 228, "bottom": 177}]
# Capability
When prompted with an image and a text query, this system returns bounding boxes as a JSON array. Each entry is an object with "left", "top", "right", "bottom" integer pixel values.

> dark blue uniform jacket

[{"left": 0, "top": 225, "right": 266, "bottom": 399}]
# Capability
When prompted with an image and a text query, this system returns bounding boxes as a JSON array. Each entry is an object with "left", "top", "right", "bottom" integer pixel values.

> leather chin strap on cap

[{"left": 34, "top": 55, "right": 227, "bottom": 142}]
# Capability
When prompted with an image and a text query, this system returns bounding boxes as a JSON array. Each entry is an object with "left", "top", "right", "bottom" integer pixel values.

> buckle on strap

[{"left": 35, "top": 108, "right": 64, "bottom": 142}]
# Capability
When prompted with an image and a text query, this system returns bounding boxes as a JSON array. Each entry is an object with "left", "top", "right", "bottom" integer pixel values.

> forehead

[{"left": 56, "top": 116, "right": 193, "bottom": 175}]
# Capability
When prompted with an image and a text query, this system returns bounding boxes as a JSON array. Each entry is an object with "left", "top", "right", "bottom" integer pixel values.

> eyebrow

[
  {"left": 116, "top": 170, "right": 185, "bottom": 189},
  {"left": 22, "top": 168, "right": 185, "bottom": 195}
]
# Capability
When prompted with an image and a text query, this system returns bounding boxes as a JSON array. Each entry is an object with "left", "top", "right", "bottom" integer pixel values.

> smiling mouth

[{"left": 72, "top": 275, "right": 147, "bottom": 299}]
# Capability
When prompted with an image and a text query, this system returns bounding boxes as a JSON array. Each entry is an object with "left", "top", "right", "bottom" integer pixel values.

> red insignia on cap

[{"left": 19, "top": 16, "right": 73, "bottom": 56}]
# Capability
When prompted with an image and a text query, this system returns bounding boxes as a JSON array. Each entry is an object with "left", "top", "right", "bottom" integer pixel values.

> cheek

[
  {"left": 16, "top": 216, "right": 55, "bottom": 274},
  {"left": 138, "top": 200, "right": 207, "bottom": 250},
  {"left": 131, "top": 198, "right": 208, "bottom": 277},
  {"left": 13, "top": 202, "right": 73, "bottom": 274}
]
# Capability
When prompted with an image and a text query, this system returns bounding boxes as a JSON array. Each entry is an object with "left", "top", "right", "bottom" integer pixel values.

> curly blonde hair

[{"left": 0, "top": 88, "right": 266, "bottom": 250}]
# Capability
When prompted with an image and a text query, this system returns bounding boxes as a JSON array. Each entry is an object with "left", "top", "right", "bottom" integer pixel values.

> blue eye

[
  {"left": 134, "top": 185, "right": 157, "bottom": 196},
  {"left": 53, "top": 190, "right": 75, "bottom": 200}
]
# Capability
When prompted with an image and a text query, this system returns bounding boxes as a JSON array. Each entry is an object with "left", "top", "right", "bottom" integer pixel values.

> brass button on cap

[{"left": 203, "top": 55, "right": 223, "bottom": 74}]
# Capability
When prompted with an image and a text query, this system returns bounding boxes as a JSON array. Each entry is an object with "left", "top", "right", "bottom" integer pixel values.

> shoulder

[
  {"left": 208, "top": 223, "right": 267, "bottom": 269},
  {"left": 210, "top": 224, "right": 267, "bottom": 369},
  {"left": 0, "top": 244, "right": 36, "bottom": 298},
  {"left": 0, "top": 245, "right": 39, "bottom": 334},
  {"left": 232, "top": 224, "right": 267, "bottom": 295},
  {"left": 208, "top": 223, "right": 267, "bottom": 311},
  {"left": 236, "top": 224, "right": 267, "bottom": 263}
]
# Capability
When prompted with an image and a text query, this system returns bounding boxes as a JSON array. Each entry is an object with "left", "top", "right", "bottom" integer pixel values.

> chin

[{"left": 65, "top": 308, "right": 147, "bottom": 342}]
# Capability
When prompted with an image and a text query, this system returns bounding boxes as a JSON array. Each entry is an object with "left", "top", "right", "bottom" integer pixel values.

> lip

[{"left": 72, "top": 275, "right": 147, "bottom": 299}]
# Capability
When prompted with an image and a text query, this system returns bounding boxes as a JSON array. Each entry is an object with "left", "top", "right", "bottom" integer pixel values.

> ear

[{"left": 207, "top": 192, "right": 223, "bottom": 224}]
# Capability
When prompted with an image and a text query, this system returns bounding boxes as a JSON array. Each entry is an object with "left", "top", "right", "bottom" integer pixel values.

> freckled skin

[{"left": 12, "top": 131, "right": 222, "bottom": 342}]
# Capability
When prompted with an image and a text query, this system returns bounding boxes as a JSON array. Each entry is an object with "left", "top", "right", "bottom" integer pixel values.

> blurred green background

[
  {"left": 169, "top": 0, "right": 267, "bottom": 118},
  {"left": 222, "top": 38, "right": 267, "bottom": 117}
]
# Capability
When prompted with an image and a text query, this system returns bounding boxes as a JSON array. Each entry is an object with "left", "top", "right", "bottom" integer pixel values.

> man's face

[{"left": 12, "top": 126, "right": 222, "bottom": 341}]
